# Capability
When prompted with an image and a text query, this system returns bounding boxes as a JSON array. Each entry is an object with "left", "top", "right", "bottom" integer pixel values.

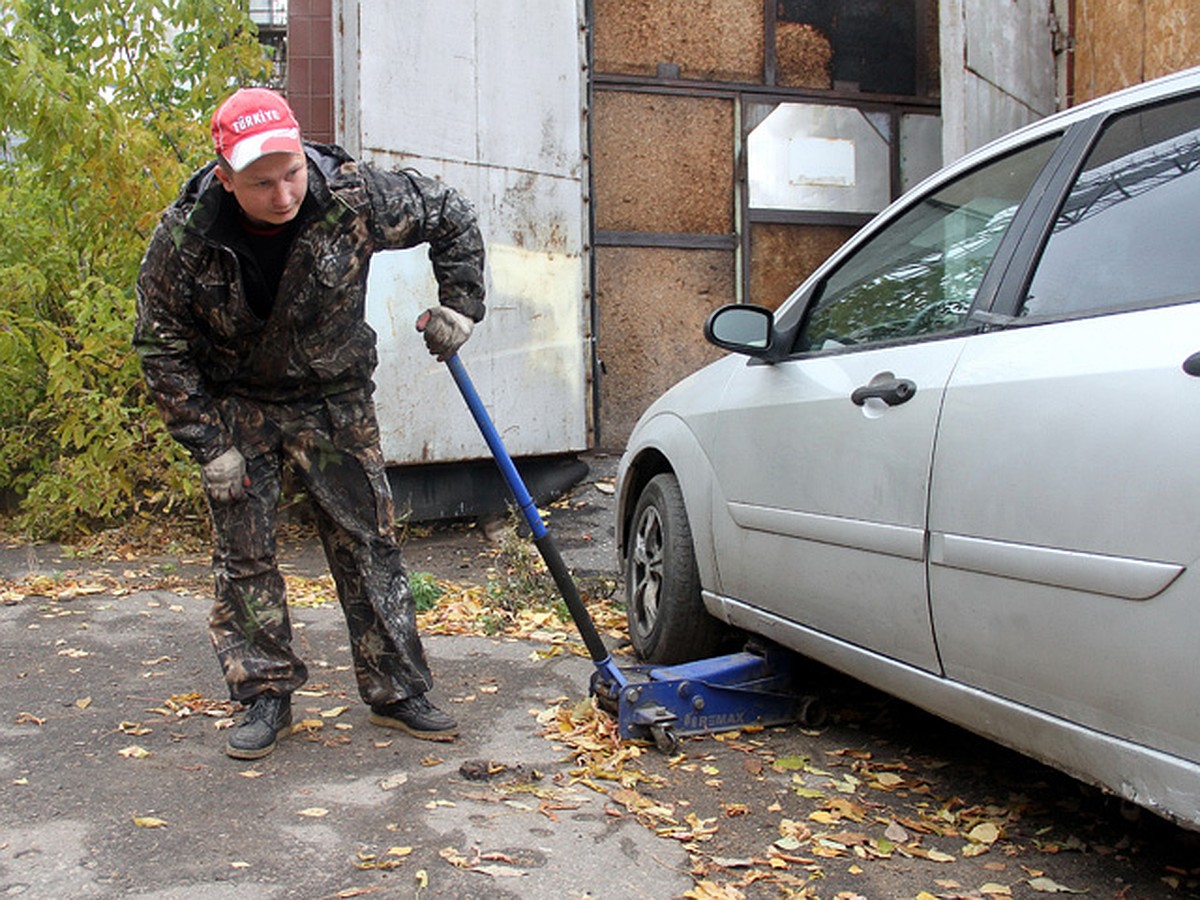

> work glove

[
  {"left": 201, "top": 446, "right": 248, "bottom": 503},
  {"left": 416, "top": 306, "right": 474, "bottom": 362}
]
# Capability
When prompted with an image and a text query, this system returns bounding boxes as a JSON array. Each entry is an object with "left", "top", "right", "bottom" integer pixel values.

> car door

[
  {"left": 708, "top": 135, "right": 1062, "bottom": 672},
  {"left": 928, "top": 90, "right": 1200, "bottom": 762}
]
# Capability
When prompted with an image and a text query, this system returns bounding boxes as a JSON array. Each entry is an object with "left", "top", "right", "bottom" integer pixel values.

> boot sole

[
  {"left": 225, "top": 736, "right": 278, "bottom": 760},
  {"left": 368, "top": 711, "right": 458, "bottom": 742},
  {"left": 225, "top": 718, "right": 292, "bottom": 760}
]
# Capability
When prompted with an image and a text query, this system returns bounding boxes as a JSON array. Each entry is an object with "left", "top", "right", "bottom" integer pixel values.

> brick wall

[{"left": 287, "top": 0, "right": 335, "bottom": 143}]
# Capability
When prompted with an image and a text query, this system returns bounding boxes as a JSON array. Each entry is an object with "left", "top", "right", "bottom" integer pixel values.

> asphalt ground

[{"left": 2, "top": 452, "right": 1199, "bottom": 899}]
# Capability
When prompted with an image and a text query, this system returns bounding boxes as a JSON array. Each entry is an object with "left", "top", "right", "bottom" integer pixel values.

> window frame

[
  {"left": 986, "top": 84, "right": 1200, "bottom": 325},
  {"left": 1012, "top": 93, "right": 1200, "bottom": 323}
]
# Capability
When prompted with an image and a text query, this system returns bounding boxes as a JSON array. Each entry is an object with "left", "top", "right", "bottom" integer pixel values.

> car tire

[{"left": 626, "top": 473, "right": 725, "bottom": 664}]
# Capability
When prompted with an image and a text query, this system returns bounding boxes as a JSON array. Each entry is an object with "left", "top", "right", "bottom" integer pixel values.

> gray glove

[
  {"left": 416, "top": 306, "right": 474, "bottom": 361},
  {"left": 201, "top": 446, "right": 247, "bottom": 503}
]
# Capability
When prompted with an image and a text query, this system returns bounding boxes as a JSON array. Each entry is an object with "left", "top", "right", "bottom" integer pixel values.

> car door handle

[
  {"left": 1183, "top": 352, "right": 1200, "bottom": 377},
  {"left": 851, "top": 377, "right": 916, "bottom": 407}
]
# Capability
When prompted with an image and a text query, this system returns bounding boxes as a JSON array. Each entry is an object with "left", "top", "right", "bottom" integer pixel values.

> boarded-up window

[
  {"left": 592, "top": 92, "right": 734, "bottom": 235},
  {"left": 593, "top": 0, "right": 764, "bottom": 83}
]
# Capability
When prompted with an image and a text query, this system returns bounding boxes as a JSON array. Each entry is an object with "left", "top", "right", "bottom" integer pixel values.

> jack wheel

[
  {"left": 650, "top": 724, "right": 680, "bottom": 755},
  {"left": 796, "top": 695, "right": 827, "bottom": 728}
]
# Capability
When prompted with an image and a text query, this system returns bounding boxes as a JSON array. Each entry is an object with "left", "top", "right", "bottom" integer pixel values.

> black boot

[
  {"left": 369, "top": 694, "right": 458, "bottom": 741},
  {"left": 226, "top": 694, "right": 292, "bottom": 760}
]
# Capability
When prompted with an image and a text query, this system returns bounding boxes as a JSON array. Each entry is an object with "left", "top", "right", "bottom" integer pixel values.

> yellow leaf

[
  {"left": 131, "top": 814, "right": 167, "bottom": 828},
  {"left": 386, "top": 846, "right": 414, "bottom": 857},
  {"left": 321, "top": 705, "right": 350, "bottom": 718},
  {"left": 296, "top": 807, "right": 329, "bottom": 818},
  {"left": 118, "top": 745, "right": 151, "bottom": 759},
  {"left": 981, "top": 883, "right": 1012, "bottom": 896},
  {"left": 230, "top": 861, "right": 250, "bottom": 869},
  {"left": 415, "top": 870, "right": 429, "bottom": 889},
  {"left": 968, "top": 821, "right": 1002, "bottom": 844},
  {"left": 75, "top": 697, "right": 92, "bottom": 709}
]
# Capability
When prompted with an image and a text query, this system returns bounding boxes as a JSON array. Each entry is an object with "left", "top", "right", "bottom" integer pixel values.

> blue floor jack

[{"left": 447, "top": 355, "right": 821, "bottom": 754}]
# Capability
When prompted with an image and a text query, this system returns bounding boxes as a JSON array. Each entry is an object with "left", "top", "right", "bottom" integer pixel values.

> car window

[
  {"left": 1021, "top": 93, "right": 1200, "bottom": 318},
  {"left": 795, "top": 138, "right": 1059, "bottom": 353}
]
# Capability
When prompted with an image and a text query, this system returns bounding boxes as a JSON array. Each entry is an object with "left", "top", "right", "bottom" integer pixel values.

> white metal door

[{"left": 340, "top": 0, "right": 589, "bottom": 463}]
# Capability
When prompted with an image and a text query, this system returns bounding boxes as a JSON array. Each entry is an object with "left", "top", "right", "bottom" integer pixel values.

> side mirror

[{"left": 704, "top": 304, "right": 775, "bottom": 357}]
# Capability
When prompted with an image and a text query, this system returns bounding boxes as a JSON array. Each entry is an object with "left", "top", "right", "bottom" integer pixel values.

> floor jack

[{"left": 447, "top": 355, "right": 821, "bottom": 754}]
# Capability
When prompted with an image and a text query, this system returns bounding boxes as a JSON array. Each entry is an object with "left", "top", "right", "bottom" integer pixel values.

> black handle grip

[{"left": 851, "top": 378, "right": 916, "bottom": 407}]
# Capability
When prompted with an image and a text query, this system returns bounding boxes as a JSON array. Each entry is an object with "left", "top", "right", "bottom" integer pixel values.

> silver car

[{"left": 616, "top": 66, "right": 1200, "bottom": 830}]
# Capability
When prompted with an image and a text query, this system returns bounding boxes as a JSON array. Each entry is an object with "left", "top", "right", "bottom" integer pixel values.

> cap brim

[{"left": 226, "top": 127, "right": 304, "bottom": 171}]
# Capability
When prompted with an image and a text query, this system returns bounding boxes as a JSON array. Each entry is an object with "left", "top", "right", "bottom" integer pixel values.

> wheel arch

[{"left": 616, "top": 414, "right": 720, "bottom": 590}]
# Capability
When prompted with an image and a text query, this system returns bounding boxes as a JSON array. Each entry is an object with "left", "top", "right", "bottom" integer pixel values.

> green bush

[{"left": 0, "top": 0, "right": 273, "bottom": 539}]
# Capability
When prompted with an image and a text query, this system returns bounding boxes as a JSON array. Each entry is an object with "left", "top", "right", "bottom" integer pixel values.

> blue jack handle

[{"left": 445, "top": 355, "right": 625, "bottom": 687}]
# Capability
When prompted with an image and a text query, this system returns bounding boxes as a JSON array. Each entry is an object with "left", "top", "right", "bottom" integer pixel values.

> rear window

[{"left": 1020, "top": 93, "right": 1200, "bottom": 318}]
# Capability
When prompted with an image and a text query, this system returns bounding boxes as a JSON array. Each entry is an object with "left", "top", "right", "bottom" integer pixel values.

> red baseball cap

[{"left": 211, "top": 87, "right": 304, "bottom": 172}]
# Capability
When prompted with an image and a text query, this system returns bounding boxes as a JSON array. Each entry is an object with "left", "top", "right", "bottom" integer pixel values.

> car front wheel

[{"left": 626, "top": 472, "right": 725, "bottom": 663}]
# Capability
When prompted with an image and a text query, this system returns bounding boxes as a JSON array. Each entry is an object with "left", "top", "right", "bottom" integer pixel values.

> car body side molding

[
  {"left": 930, "top": 532, "right": 1183, "bottom": 600},
  {"left": 727, "top": 502, "right": 926, "bottom": 561}
]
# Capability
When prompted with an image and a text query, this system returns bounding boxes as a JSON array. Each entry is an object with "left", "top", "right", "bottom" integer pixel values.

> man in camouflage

[{"left": 134, "top": 87, "right": 485, "bottom": 759}]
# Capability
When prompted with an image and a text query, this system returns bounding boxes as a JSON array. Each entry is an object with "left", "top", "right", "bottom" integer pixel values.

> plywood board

[
  {"left": 749, "top": 223, "right": 856, "bottom": 310},
  {"left": 593, "top": 0, "right": 763, "bottom": 83},
  {"left": 595, "top": 246, "right": 732, "bottom": 445},
  {"left": 1073, "top": 0, "right": 1197, "bottom": 103},
  {"left": 593, "top": 91, "right": 734, "bottom": 234}
]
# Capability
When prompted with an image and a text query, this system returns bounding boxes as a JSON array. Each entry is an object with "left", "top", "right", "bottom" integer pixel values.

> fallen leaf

[
  {"left": 296, "top": 807, "right": 330, "bottom": 818},
  {"left": 118, "top": 745, "right": 151, "bottom": 759},
  {"left": 1028, "top": 876, "right": 1087, "bottom": 894},
  {"left": 968, "top": 822, "right": 1002, "bottom": 844},
  {"left": 470, "top": 864, "right": 525, "bottom": 878},
  {"left": 75, "top": 697, "right": 92, "bottom": 709},
  {"left": 131, "top": 814, "right": 167, "bottom": 828},
  {"left": 981, "top": 883, "right": 1013, "bottom": 897}
]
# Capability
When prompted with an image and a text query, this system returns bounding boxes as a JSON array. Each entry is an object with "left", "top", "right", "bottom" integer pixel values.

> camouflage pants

[{"left": 205, "top": 389, "right": 432, "bottom": 705}]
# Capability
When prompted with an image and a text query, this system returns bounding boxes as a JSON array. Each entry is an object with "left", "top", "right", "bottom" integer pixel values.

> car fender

[{"left": 617, "top": 411, "right": 723, "bottom": 591}]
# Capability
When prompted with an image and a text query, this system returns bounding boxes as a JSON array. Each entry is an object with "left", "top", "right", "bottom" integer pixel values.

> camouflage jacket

[{"left": 134, "top": 143, "right": 486, "bottom": 465}]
